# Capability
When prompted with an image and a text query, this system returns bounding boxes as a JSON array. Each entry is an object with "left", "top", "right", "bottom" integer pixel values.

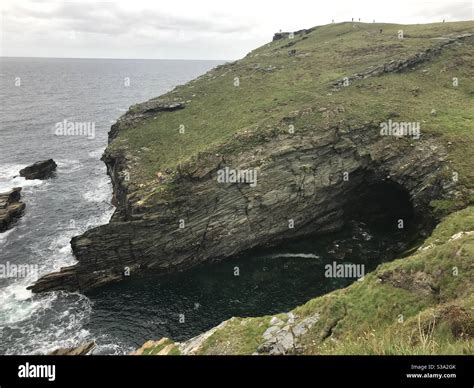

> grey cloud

[
  {"left": 10, "top": 2, "right": 255, "bottom": 36},
  {"left": 414, "top": 2, "right": 472, "bottom": 20}
]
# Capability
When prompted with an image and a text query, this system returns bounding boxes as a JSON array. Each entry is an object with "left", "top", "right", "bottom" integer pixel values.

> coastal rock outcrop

[
  {"left": 28, "top": 121, "right": 451, "bottom": 293},
  {"left": 19, "top": 159, "right": 57, "bottom": 180},
  {"left": 0, "top": 187, "right": 26, "bottom": 232},
  {"left": 29, "top": 22, "right": 472, "bottom": 294}
]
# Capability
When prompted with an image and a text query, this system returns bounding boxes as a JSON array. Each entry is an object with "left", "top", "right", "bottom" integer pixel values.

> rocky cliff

[{"left": 29, "top": 21, "right": 474, "bottom": 293}]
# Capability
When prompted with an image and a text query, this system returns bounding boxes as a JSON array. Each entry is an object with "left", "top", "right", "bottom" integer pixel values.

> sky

[{"left": 0, "top": 0, "right": 472, "bottom": 60}]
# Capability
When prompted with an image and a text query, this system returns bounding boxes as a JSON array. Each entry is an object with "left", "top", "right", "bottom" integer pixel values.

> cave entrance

[
  {"left": 83, "top": 178, "right": 425, "bottom": 351},
  {"left": 343, "top": 179, "right": 415, "bottom": 234}
]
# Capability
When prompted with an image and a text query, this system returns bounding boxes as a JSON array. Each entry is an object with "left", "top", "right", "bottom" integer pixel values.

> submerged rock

[
  {"left": 0, "top": 187, "right": 25, "bottom": 232},
  {"left": 19, "top": 159, "right": 57, "bottom": 180}
]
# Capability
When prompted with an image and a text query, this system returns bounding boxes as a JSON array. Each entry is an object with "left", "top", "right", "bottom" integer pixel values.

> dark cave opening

[{"left": 343, "top": 179, "right": 416, "bottom": 234}]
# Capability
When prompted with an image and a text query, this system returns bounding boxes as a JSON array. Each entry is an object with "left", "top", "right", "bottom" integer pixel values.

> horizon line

[{"left": 0, "top": 55, "right": 231, "bottom": 62}]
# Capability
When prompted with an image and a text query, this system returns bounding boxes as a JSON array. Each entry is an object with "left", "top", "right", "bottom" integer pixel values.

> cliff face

[{"left": 29, "top": 21, "right": 474, "bottom": 293}]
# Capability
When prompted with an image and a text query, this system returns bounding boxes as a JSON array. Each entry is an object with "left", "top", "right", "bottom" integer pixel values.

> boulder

[
  {"left": 19, "top": 159, "right": 57, "bottom": 180},
  {"left": 0, "top": 187, "right": 26, "bottom": 232}
]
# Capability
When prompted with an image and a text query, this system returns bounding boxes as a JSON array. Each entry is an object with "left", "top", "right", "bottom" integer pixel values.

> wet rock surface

[
  {"left": 0, "top": 187, "right": 26, "bottom": 232},
  {"left": 19, "top": 159, "right": 57, "bottom": 180}
]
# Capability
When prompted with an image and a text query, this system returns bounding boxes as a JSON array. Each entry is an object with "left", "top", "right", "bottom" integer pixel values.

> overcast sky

[{"left": 0, "top": 0, "right": 472, "bottom": 60}]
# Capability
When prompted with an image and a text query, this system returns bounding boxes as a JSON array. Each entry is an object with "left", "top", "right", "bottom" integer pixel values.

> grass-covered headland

[{"left": 129, "top": 21, "right": 474, "bottom": 355}]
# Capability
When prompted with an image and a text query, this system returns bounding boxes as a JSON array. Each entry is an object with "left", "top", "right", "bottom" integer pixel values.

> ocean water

[
  {"left": 0, "top": 57, "right": 223, "bottom": 354},
  {"left": 0, "top": 57, "right": 396, "bottom": 355}
]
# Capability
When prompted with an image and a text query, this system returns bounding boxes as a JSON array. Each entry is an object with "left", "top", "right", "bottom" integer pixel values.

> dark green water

[{"left": 84, "top": 221, "right": 409, "bottom": 353}]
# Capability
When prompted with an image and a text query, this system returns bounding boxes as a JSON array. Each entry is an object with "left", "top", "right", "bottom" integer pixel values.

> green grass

[
  {"left": 141, "top": 338, "right": 181, "bottom": 355},
  {"left": 110, "top": 21, "right": 474, "bottom": 207},
  {"left": 198, "top": 316, "right": 271, "bottom": 355}
]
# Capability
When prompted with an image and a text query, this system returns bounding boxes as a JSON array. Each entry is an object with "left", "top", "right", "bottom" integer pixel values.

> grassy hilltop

[{"left": 110, "top": 21, "right": 474, "bottom": 215}]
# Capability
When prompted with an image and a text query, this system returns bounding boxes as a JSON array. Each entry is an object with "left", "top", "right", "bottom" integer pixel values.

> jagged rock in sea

[
  {"left": 28, "top": 21, "right": 473, "bottom": 294},
  {"left": 19, "top": 159, "right": 57, "bottom": 180},
  {"left": 0, "top": 187, "right": 26, "bottom": 232}
]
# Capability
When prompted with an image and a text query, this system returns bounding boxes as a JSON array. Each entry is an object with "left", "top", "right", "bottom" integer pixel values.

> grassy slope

[
  {"left": 125, "top": 21, "right": 474, "bottom": 355},
  {"left": 111, "top": 21, "right": 474, "bottom": 211}
]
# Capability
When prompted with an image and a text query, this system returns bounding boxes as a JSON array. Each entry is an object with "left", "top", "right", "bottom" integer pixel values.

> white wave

[
  {"left": 267, "top": 253, "right": 321, "bottom": 260},
  {"left": 0, "top": 163, "right": 25, "bottom": 179},
  {"left": 0, "top": 228, "right": 16, "bottom": 244},
  {"left": 0, "top": 160, "right": 115, "bottom": 355},
  {"left": 88, "top": 148, "right": 105, "bottom": 159},
  {"left": 1, "top": 289, "right": 94, "bottom": 355},
  {"left": 0, "top": 163, "right": 45, "bottom": 191},
  {"left": 56, "top": 159, "right": 83, "bottom": 173},
  {"left": 91, "top": 336, "right": 134, "bottom": 355},
  {"left": 82, "top": 178, "right": 112, "bottom": 204},
  {"left": 0, "top": 211, "right": 115, "bottom": 354},
  {"left": 44, "top": 234, "right": 76, "bottom": 269},
  {"left": 85, "top": 207, "right": 114, "bottom": 230},
  {"left": 0, "top": 283, "right": 52, "bottom": 326}
]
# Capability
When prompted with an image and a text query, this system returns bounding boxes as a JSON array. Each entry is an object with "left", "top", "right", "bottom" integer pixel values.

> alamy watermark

[
  {"left": 217, "top": 167, "right": 257, "bottom": 187},
  {"left": 0, "top": 261, "right": 38, "bottom": 279},
  {"left": 325, "top": 261, "right": 365, "bottom": 279},
  {"left": 380, "top": 119, "right": 420, "bottom": 140},
  {"left": 18, "top": 363, "right": 55, "bottom": 382},
  {"left": 54, "top": 119, "right": 96, "bottom": 139}
]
